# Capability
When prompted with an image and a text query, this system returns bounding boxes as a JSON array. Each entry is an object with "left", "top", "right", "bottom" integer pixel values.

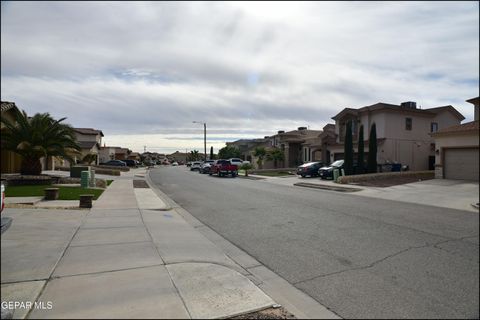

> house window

[
  {"left": 430, "top": 122, "right": 438, "bottom": 132},
  {"left": 405, "top": 118, "right": 412, "bottom": 131}
]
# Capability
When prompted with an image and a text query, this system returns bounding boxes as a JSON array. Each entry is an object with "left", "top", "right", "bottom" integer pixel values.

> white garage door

[{"left": 444, "top": 148, "right": 479, "bottom": 181}]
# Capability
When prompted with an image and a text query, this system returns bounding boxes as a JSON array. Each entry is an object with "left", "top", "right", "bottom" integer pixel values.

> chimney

[
  {"left": 298, "top": 127, "right": 307, "bottom": 131},
  {"left": 400, "top": 101, "right": 417, "bottom": 109},
  {"left": 277, "top": 130, "right": 285, "bottom": 134}
]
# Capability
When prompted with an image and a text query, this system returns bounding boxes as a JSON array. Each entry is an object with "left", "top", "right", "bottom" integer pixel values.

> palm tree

[
  {"left": 253, "top": 146, "right": 267, "bottom": 169},
  {"left": 266, "top": 148, "right": 285, "bottom": 169},
  {"left": 1, "top": 109, "right": 80, "bottom": 175},
  {"left": 189, "top": 150, "right": 200, "bottom": 161}
]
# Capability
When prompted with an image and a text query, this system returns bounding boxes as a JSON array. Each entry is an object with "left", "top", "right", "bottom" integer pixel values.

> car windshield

[
  {"left": 300, "top": 162, "right": 317, "bottom": 167},
  {"left": 331, "top": 160, "right": 344, "bottom": 167}
]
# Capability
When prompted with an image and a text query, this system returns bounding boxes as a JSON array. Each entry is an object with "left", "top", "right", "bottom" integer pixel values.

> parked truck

[{"left": 209, "top": 159, "right": 238, "bottom": 177}]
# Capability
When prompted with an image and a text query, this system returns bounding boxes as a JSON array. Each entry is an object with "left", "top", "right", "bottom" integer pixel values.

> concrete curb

[{"left": 294, "top": 182, "right": 362, "bottom": 192}]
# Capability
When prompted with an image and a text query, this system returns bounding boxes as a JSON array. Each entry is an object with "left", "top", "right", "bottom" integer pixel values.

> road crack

[{"left": 294, "top": 236, "right": 476, "bottom": 285}]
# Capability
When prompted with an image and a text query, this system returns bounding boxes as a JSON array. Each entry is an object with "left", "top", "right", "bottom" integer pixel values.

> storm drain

[{"left": 133, "top": 180, "right": 150, "bottom": 188}]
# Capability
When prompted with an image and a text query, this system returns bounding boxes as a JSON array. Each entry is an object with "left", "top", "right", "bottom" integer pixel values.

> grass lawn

[
  {"left": 106, "top": 180, "right": 114, "bottom": 186},
  {"left": 253, "top": 171, "right": 294, "bottom": 177},
  {"left": 5, "top": 185, "right": 105, "bottom": 200}
]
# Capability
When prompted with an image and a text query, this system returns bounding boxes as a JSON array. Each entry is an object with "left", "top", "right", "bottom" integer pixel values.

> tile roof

[
  {"left": 74, "top": 128, "right": 104, "bottom": 137},
  {"left": 332, "top": 103, "right": 465, "bottom": 121},
  {"left": 1, "top": 101, "right": 18, "bottom": 113},
  {"left": 431, "top": 120, "right": 479, "bottom": 136}
]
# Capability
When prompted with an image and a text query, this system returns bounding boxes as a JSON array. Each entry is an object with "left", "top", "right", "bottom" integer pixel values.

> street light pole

[
  {"left": 192, "top": 121, "right": 207, "bottom": 161},
  {"left": 203, "top": 122, "right": 207, "bottom": 161}
]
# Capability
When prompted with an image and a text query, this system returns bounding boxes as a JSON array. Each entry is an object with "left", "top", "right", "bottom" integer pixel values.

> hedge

[{"left": 337, "top": 171, "right": 434, "bottom": 184}]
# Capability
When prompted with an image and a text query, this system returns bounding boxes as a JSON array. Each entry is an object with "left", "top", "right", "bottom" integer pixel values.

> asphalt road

[{"left": 149, "top": 166, "right": 479, "bottom": 319}]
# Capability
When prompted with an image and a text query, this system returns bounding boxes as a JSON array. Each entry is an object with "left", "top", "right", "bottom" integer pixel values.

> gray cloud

[{"left": 1, "top": 1, "right": 478, "bottom": 152}]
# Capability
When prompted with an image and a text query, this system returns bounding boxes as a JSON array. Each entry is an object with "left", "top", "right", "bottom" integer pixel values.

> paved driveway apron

[{"left": 150, "top": 166, "right": 480, "bottom": 319}]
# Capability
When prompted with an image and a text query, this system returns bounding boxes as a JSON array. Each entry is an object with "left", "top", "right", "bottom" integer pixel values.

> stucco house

[
  {"left": 300, "top": 124, "right": 336, "bottom": 165},
  {"left": 114, "top": 147, "right": 131, "bottom": 160},
  {"left": 330, "top": 101, "right": 464, "bottom": 171},
  {"left": 431, "top": 97, "right": 479, "bottom": 181},
  {"left": 227, "top": 138, "right": 270, "bottom": 162},
  {"left": 1, "top": 101, "right": 23, "bottom": 174},
  {"left": 98, "top": 146, "right": 117, "bottom": 163},
  {"left": 267, "top": 127, "right": 323, "bottom": 168},
  {"left": 67, "top": 128, "right": 104, "bottom": 165}
]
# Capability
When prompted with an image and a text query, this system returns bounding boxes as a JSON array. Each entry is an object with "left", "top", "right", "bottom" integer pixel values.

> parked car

[
  {"left": 200, "top": 160, "right": 215, "bottom": 174},
  {"left": 318, "top": 160, "right": 344, "bottom": 179},
  {"left": 190, "top": 161, "right": 202, "bottom": 171},
  {"left": 123, "top": 159, "right": 138, "bottom": 167},
  {"left": 186, "top": 162, "right": 192, "bottom": 167},
  {"left": 297, "top": 161, "right": 324, "bottom": 178},
  {"left": 228, "top": 158, "right": 243, "bottom": 167},
  {"left": 210, "top": 159, "right": 238, "bottom": 177},
  {"left": 102, "top": 160, "right": 127, "bottom": 167},
  {"left": 172, "top": 162, "right": 179, "bottom": 166}
]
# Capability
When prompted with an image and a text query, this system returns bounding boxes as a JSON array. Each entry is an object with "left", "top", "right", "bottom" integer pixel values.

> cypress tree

[
  {"left": 210, "top": 146, "right": 214, "bottom": 160},
  {"left": 344, "top": 120, "right": 354, "bottom": 175},
  {"left": 357, "top": 125, "right": 365, "bottom": 174},
  {"left": 367, "top": 123, "right": 377, "bottom": 173}
]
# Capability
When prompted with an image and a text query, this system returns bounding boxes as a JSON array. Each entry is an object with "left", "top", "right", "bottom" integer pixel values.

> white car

[
  {"left": 172, "top": 162, "right": 178, "bottom": 166},
  {"left": 228, "top": 158, "right": 243, "bottom": 168},
  {"left": 190, "top": 161, "right": 202, "bottom": 171}
]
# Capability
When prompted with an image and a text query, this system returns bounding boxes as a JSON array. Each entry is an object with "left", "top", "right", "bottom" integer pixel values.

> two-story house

[
  {"left": 71, "top": 128, "right": 104, "bottom": 165},
  {"left": 330, "top": 101, "right": 464, "bottom": 171},
  {"left": 268, "top": 127, "right": 323, "bottom": 168},
  {"left": 1, "top": 101, "right": 23, "bottom": 174}
]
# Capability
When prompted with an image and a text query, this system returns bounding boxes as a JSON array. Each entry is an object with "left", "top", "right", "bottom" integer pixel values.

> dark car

[
  {"left": 318, "top": 160, "right": 344, "bottom": 179},
  {"left": 102, "top": 160, "right": 127, "bottom": 167},
  {"left": 123, "top": 159, "right": 138, "bottom": 167},
  {"left": 296, "top": 161, "right": 324, "bottom": 178}
]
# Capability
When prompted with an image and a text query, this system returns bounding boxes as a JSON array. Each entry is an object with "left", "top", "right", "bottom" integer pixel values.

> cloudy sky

[{"left": 1, "top": 1, "right": 478, "bottom": 154}]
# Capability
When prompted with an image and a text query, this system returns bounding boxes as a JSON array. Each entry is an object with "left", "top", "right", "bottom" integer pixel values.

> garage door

[{"left": 444, "top": 148, "right": 479, "bottom": 181}]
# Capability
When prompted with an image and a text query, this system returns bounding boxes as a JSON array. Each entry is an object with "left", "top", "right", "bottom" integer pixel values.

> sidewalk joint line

[{"left": 50, "top": 263, "right": 166, "bottom": 279}]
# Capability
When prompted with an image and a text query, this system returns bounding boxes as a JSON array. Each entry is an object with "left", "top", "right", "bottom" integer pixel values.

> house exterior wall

[
  {"left": 99, "top": 148, "right": 116, "bottom": 163},
  {"left": 74, "top": 132, "right": 102, "bottom": 144},
  {"left": 434, "top": 134, "right": 479, "bottom": 163},
  {"left": 333, "top": 108, "right": 461, "bottom": 171}
]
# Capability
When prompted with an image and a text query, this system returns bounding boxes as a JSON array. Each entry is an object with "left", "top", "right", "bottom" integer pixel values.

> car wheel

[{"left": 301, "top": 174, "right": 306, "bottom": 178}]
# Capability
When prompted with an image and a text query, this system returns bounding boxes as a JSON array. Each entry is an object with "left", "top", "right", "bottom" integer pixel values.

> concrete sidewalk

[
  {"left": 1, "top": 169, "right": 338, "bottom": 319},
  {"left": 247, "top": 173, "right": 479, "bottom": 213}
]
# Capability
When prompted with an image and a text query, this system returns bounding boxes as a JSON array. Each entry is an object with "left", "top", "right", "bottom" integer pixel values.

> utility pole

[
  {"left": 204, "top": 123, "right": 207, "bottom": 161},
  {"left": 144, "top": 145, "right": 146, "bottom": 153},
  {"left": 193, "top": 121, "right": 207, "bottom": 162}
]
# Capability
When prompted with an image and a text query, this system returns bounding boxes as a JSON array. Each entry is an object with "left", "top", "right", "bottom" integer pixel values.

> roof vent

[
  {"left": 277, "top": 130, "right": 285, "bottom": 134},
  {"left": 298, "top": 127, "right": 307, "bottom": 131},
  {"left": 400, "top": 101, "right": 417, "bottom": 109},
  {"left": 264, "top": 136, "right": 269, "bottom": 139}
]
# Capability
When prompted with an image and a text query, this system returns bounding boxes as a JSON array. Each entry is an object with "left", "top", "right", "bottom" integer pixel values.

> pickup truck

[{"left": 209, "top": 159, "right": 238, "bottom": 177}]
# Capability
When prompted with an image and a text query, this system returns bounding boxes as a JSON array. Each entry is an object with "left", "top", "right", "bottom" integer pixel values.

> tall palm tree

[{"left": 1, "top": 109, "right": 80, "bottom": 175}]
